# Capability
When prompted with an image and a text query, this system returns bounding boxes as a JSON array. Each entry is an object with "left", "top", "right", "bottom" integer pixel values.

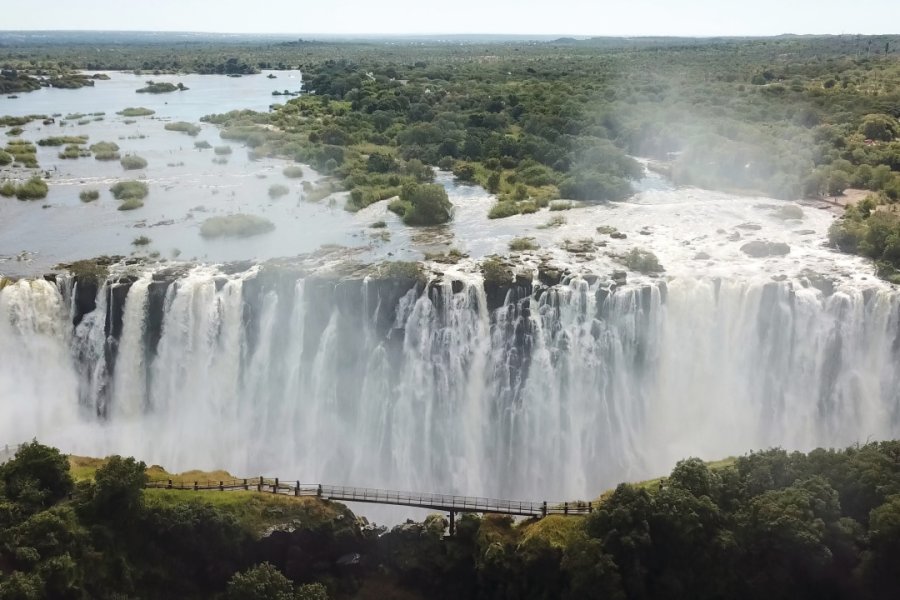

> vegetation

[
  {"left": 136, "top": 81, "right": 188, "bottom": 94},
  {"left": 7, "top": 176, "right": 49, "bottom": 200},
  {"left": 0, "top": 149, "right": 11, "bottom": 166},
  {"left": 120, "top": 154, "right": 148, "bottom": 170},
  {"left": 194, "top": 140, "right": 213, "bottom": 150},
  {"left": 36, "top": 135, "right": 88, "bottom": 146},
  {"left": 3, "top": 439, "right": 900, "bottom": 599},
  {"left": 90, "top": 141, "right": 121, "bottom": 161},
  {"left": 200, "top": 214, "right": 275, "bottom": 238},
  {"left": 509, "top": 236, "right": 539, "bottom": 251},
  {"left": 109, "top": 180, "right": 149, "bottom": 200},
  {"left": 59, "top": 144, "right": 91, "bottom": 159},
  {"left": 214, "top": 145, "right": 233, "bottom": 155},
  {"left": 829, "top": 194, "right": 900, "bottom": 282},
  {"left": 387, "top": 182, "right": 452, "bottom": 225},
  {"left": 118, "top": 198, "right": 144, "bottom": 210},
  {"left": 116, "top": 106, "right": 155, "bottom": 117},
  {"left": 164, "top": 121, "right": 202, "bottom": 136},
  {"left": 79, "top": 189, "right": 100, "bottom": 202},
  {"left": 268, "top": 183, "right": 289, "bottom": 199},
  {"left": 3, "top": 139, "right": 38, "bottom": 167},
  {"left": 132, "top": 235, "right": 151, "bottom": 246},
  {"left": 283, "top": 165, "right": 304, "bottom": 178}
]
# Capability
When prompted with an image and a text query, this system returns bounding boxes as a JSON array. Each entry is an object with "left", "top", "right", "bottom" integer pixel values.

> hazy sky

[{"left": 3, "top": 0, "right": 898, "bottom": 36}]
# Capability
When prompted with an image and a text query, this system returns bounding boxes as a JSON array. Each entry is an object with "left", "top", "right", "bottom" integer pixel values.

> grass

[
  {"left": 549, "top": 201, "right": 573, "bottom": 211},
  {"left": 15, "top": 176, "right": 49, "bottom": 200},
  {"left": 200, "top": 214, "right": 275, "bottom": 238},
  {"left": 268, "top": 183, "right": 289, "bottom": 199},
  {"left": 91, "top": 141, "right": 121, "bottom": 161},
  {"left": 116, "top": 107, "right": 155, "bottom": 117},
  {"left": 213, "top": 145, "right": 232, "bottom": 155},
  {"left": 79, "top": 189, "right": 100, "bottom": 202},
  {"left": 283, "top": 165, "right": 304, "bottom": 178},
  {"left": 4, "top": 140, "right": 39, "bottom": 168},
  {"left": 5, "top": 127, "right": 24, "bottom": 136},
  {"left": 164, "top": 121, "right": 201, "bottom": 136},
  {"left": 110, "top": 180, "right": 149, "bottom": 200},
  {"left": 509, "top": 236, "right": 539, "bottom": 251},
  {"left": 37, "top": 135, "right": 88, "bottom": 146},
  {"left": 120, "top": 154, "right": 148, "bottom": 170},
  {"left": 118, "top": 199, "right": 144, "bottom": 211},
  {"left": 538, "top": 215, "right": 567, "bottom": 229}
]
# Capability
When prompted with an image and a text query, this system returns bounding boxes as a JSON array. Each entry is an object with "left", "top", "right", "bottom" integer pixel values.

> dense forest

[{"left": 1, "top": 441, "right": 899, "bottom": 599}]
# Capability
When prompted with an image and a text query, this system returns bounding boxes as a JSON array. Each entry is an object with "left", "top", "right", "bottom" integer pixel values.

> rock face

[{"left": 740, "top": 241, "right": 791, "bottom": 257}]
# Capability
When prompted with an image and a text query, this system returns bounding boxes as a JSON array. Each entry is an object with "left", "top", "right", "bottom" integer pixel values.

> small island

[{"left": 136, "top": 81, "right": 188, "bottom": 94}]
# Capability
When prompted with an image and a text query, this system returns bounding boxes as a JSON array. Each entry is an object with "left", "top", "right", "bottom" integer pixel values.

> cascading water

[{"left": 1, "top": 265, "right": 899, "bottom": 502}]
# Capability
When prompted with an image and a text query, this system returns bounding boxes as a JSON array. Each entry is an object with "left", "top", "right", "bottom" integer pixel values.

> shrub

[
  {"left": 509, "top": 237, "right": 539, "bottom": 251},
  {"left": 59, "top": 145, "right": 91, "bottom": 159},
  {"left": 370, "top": 220, "right": 387, "bottom": 229},
  {"left": 482, "top": 256, "right": 512, "bottom": 285},
  {"left": 132, "top": 235, "right": 151, "bottom": 246},
  {"left": 194, "top": 140, "right": 212, "bottom": 150},
  {"left": 118, "top": 199, "right": 144, "bottom": 210},
  {"left": 389, "top": 182, "right": 452, "bottom": 225},
  {"left": 0, "top": 150, "right": 11, "bottom": 166},
  {"left": 268, "top": 184, "right": 289, "bottom": 199},
  {"left": 0, "top": 441, "right": 73, "bottom": 513},
  {"left": 116, "top": 107, "right": 155, "bottom": 117},
  {"left": 549, "top": 201, "right": 573, "bottom": 211},
  {"left": 488, "top": 201, "right": 521, "bottom": 219},
  {"left": 91, "top": 141, "right": 121, "bottom": 161},
  {"left": 120, "top": 155, "right": 148, "bottom": 170},
  {"left": 5, "top": 126, "right": 24, "bottom": 136},
  {"left": 200, "top": 214, "right": 275, "bottom": 238},
  {"left": 79, "top": 189, "right": 100, "bottom": 202},
  {"left": 15, "top": 177, "right": 49, "bottom": 200},
  {"left": 164, "top": 121, "right": 201, "bottom": 136},
  {"left": 214, "top": 145, "right": 232, "bottom": 155},
  {"left": 37, "top": 136, "right": 88, "bottom": 146},
  {"left": 110, "top": 180, "right": 149, "bottom": 200},
  {"left": 0, "top": 180, "right": 15, "bottom": 197},
  {"left": 283, "top": 165, "right": 304, "bottom": 178}
]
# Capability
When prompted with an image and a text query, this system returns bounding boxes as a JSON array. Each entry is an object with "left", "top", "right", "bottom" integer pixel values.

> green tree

[{"left": 0, "top": 441, "right": 73, "bottom": 514}]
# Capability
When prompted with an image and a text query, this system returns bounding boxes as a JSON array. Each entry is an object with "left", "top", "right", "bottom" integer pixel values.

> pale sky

[{"left": 2, "top": 0, "right": 898, "bottom": 36}]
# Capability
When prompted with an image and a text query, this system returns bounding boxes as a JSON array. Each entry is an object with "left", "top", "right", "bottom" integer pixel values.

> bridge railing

[{"left": 144, "top": 476, "right": 598, "bottom": 517}]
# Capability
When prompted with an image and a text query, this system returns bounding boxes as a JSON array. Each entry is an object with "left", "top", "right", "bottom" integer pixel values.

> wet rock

[
  {"left": 741, "top": 241, "right": 791, "bottom": 257},
  {"left": 694, "top": 252, "right": 711, "bottom": 260},
  {"left": 737, "top": 222, "right": 762, "bottom": 231},
  {"left": 773, "top": 204, "right": 804, "bottom": 220},
  {"left": 795, "top": 229, "right": 816, "bottom": 235},
  {"left": 451, "top": 280, "right": 465, "bottom": 294},
  {"left": 611, "top": 270, "right": 627, "bottom": 286},
  {"left": 538, "top": 266, "right": 563, "bottom": 287},
  {"left": 727, "top": 232, "right": 742, "bottom": 242},
  {"left": 610, "top": 232, "right": 627, "bottom": 239},
  {"left": 639, "top": 228, "right": 652, "bottom": 235},
  {"left": 584, "top": 274, "right": 599, "bottom": 285}
]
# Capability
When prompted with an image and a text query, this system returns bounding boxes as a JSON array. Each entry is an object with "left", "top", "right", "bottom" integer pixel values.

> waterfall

[{"left": 1, "top": 265, "right": 899, "bottom": 502}]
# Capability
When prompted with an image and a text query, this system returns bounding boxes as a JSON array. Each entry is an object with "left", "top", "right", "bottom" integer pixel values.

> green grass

[
  {"left": 164, "top": 121, "right": 201, "bottom": 136},
  {"left": 15, "top": 176, "right": 49, "bottom": 200},
  {"left": 120, "top": 154, "right": 148, "bottom": 170},
  {"left": 79, "top": 189, "right": 100, "bottom": 202},
  {"left": 110, "top": 180, "right": 149, "bottom": 200},
  {"left": 91, "top": 141, "right": 121, "bottom": 161},
  {"left": 116, "top": 107, "right": 155, "bottom": 117}
]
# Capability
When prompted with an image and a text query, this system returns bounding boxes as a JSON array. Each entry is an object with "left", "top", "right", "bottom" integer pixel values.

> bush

[
  {"left": 0, "top": 149, "right": 11, "bottom": 166},
  {"left": 389, "top": 182, "right": 452, "bottom": 225},
  {"left": 509, "top": 237, "right": 539, "bottom": 251},
  {"left": 200, "top": 214, "right": 275, "bottom": 238},
  {"left": 37, "top": 136, "right": 88, "bottom": 146},
  {"left": 120, "top": 155, "right": 148, "bottom": 170},
  {"left": 164, "top": 121, "right": 201, "bottom": 136},
  {"left": 110, "top": 180, "right": 149, "bottom": 200},
  {"left": 214, "top": 145, "right": 232, "bottom": 156},
  {"left": 488, "top": 201, "right": 521, "bottom": 219},
  {"left": 481, "top": 256, "right": 512, "bottom": 285},
  {"left": 194, "top": 140, "right": 212, "bottom": 150},
  {"left": 283, "top": 165, "right": 304, "bottom": 178},
  {"left": 132, "top": 235, "right": 151, "bottom": 246},
  {"left": 90, "top": 141, "right": 120, "bottom": 161},
  {"left": 15, "top": 177, "right": 49, "bottom": 200},
  {"left": 116, "top": 107, "right": 155, "bottom": 117},
  {"left": 118, "top": 199, "right": 144, "bottom": 210},
  {"left": 0, "top": 180, "right": 16, "bottom": 197},
  {"left": 79, "top": 189, "right": 100, "bottom": 202},
  {"left": 0, "top": 441, "right": 73, "bottom": 513},
  {"left": 268, "top": 184, "right": 289, "bottom": 199},
  {"left": 59, "top": 144, "right": 91, "bottom": 159}
]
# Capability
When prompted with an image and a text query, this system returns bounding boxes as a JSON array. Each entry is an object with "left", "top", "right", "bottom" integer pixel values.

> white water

[{"left": 2, "top": 265, "right": 898, "bottom": 502}]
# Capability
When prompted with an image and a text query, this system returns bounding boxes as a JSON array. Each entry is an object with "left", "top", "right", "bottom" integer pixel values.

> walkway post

[
  {"left": 258, "top": 476, "right": 263, "bottom": 492},
  {"left": 273, "top": 477, "right": 279, "bottom": 493},
  {"left": 449, "top": 511, "right": 456, "bottom": 536},
  {"left": 542, "top": 501, "right": 547, "bottom": 517}
]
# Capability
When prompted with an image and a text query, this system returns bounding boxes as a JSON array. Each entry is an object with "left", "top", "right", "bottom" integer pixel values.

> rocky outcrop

[{"left": 741, "top": 241, "right": 790, "bottom": 257}]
